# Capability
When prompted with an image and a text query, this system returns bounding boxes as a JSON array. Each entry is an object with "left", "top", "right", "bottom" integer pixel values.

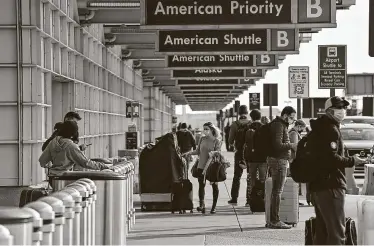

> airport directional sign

[
  {"left": 166, "top": 54, "right": 278, "bottom": 69},
  {"left": 171, "top": 68, "right": 265, "bottom": 79},
  {"left": 156, "top": 29, "right": 299, "bottom": 54},
  {"left": 177, "top": 79, "right": 240, "bottom": 86},
  {"left": 141, "top": 0, "right": 336, "bottom": 30}
]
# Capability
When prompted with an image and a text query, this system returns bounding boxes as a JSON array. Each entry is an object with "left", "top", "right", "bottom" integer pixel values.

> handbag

[{"left": 191, "top": 159, "right": 199, "bottom": 178}]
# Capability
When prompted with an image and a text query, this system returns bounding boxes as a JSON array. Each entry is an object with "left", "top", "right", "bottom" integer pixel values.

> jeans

[
  {"left": 230, "top": 151, "right": 248, "bottom": 201},
  {"left": 247, "top": 162, "right": 268, "bottom": 200},
  {"left": 267, "top": 157, "right": 288, "bottom": 223},
  {"left": 197, "top": 168, "right": 219, "bottom": 209},
  {"left": 312, "top": 189, "right": 346, "bottom": 245}
]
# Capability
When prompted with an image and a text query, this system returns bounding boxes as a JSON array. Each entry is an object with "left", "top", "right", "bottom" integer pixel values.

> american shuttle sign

[
  {"left": 156, "top": 29, "right": 299, "bottom": 54},
  {"left": 140, "top": 0, "right": 336, "bottom": 29},
  {"left": 166, "top": 54, "right": 278, "bottom": 69}
]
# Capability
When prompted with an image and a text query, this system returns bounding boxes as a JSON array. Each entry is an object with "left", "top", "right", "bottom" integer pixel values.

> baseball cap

[{"left": 324, "top": 96, "right": 350, "bottom": 111}]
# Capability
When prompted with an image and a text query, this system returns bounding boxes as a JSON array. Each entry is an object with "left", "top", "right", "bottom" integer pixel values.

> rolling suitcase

[
  {"left": 249, "top": 179, "right": 265, "bottom": 213},
  {"left": 19, "top": 188, "right": 49, "bottom": 207},
  {"left": 265, "top": 177, "right": 299, "bottom": 227},
  {"left": 171, "top": 179, "right": 194, "bottom": 214}
]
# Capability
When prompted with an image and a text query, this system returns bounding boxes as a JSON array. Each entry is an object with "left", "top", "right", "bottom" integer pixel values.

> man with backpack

[
  {"left": 228, "top": 105, "right": 252, "bottom": 205},
  {"left": 267, "top": 106, "right": 298, "bottom": 229},
  {"left": 244, "top": 109, "right": 268, "bottom": 209},
  {"left": 292, "top": 97, "right": 367, "bottom": 244}
]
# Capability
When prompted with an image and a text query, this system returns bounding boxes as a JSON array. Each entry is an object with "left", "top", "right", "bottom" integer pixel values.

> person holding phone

[{"left": 39, "top": 121, "right": 113, "bottom": 177}]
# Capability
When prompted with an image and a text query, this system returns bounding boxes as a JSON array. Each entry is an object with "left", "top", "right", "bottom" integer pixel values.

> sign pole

[
  {"left": 297, "top": 98, "right": 301, "bottom": 119},
  {"left": 269, "top": 85, "right": 273, "bottom": 120},
  {"left": 330, "top": 89, "right": 335, "bottom": 97}
]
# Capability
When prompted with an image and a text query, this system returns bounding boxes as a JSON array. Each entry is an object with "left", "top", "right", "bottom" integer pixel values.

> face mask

[
  {"left": 331, "top": 109, "right": 346, "bottom": 122},
  {"left": 203, "top": 130, "right": 210, "bottom": 136}
]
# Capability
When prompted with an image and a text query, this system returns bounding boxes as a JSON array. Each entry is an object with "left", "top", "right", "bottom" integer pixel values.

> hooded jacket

[
  {"left": 308, "top": 115, "right": 355, "bottom": 192},
  {"left": 39, "top": 136, "right": 109, "bottom": 176}
]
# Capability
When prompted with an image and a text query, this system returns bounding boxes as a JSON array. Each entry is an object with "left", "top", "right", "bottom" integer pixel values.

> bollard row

[{"left": 0, "top": 166, "right": 135, "bottom": 246}]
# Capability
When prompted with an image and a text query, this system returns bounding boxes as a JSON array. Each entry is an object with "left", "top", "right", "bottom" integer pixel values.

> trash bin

[
  {"left": 52, "top": 171, "right": 127, "bottom": 245},
  {"left": 22, "top": 207, "right": 43, "bottom": 246},
  {"left": 50, "top": 192, "right": 74, "bottom": 246},
  {"left": 65, "top": 183, "right": 89, "bottom": 246},
  {"left": 74, "top": 180, "right": 94, "bottom": 246},
  {"left": 77, "top": 178, "right": 97, "bottom": 246},
  {"left": 0, "top": 207, "right": 33, "bottom": 245},
  {"left": 38, "top": 197, "right": 65, "bottom": 246},
  {"left": 24, "top": 201, "right": 55, "bottom": 246},
  {"left": 0, "top": 224, "right": 13, "bottom": 245}
]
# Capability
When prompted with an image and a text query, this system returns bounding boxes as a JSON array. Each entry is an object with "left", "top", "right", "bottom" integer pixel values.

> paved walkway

[{"left": 128, "top": 149, "right": 362, "bottom": 245}]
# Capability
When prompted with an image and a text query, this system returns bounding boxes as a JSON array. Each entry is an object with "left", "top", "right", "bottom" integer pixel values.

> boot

[
  {"left": 211, "top": 186, "right": 219, "bottom": 214},
  {"left": 197, "top": 200, "right": 205, "bottom": 213}
]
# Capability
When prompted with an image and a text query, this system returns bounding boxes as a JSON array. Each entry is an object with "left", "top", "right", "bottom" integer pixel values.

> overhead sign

[
  {"left": 288, "top": 66, "right": 309, "bottom": 98},
  {"left": 166, "top": 54, "right": 278, "bottom": 69},
  {"left": 318, "top": 45, "right": 347, "bottom": 89},
  {"left": 157, "top": 29, "right": 299, "bottom": 55},
  {"left": 171, "top": 69, "right": 264, "bottom": 79},
  {"left": 140, "top": 0, "right": 336, "bottom": 29},
  {"left": 249, "top": 93, "right": 261, "bottom": 110},
  {"left": 177, "top": 79, "right": 239, "bottom": 86},
  {"left": 263, "top": 84, "right": 278, "bottom": 106}
]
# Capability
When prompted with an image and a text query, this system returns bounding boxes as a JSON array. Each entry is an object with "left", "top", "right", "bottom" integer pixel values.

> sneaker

[
  {"left": 269, "top": 221, "right": 292, "bottom": 229},
  {"left": 228, "top": 199, "right": 238, "bottom": 205}
]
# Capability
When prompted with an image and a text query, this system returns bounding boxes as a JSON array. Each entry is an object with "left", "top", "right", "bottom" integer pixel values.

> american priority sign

[
  {"left": 249, "top": 93, "right": 261, "bottom": 110},
  {"left": 288, "top": 66, "right": 309, "bottom": 98}
]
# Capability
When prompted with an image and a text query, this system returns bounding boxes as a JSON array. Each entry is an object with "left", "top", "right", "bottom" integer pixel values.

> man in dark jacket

[
  {"left": 309, "top": 96, "right": 366, "bottom": 245},
  {"left": 176, "top": 123, "right": 196, "bottom": 154},
  {"left": 245, "top": 109, "right": 268, "bottom": 208},
  {"left": 268, "top": 106, "right": 298, "bottom": 229},
  {"left": 228, "top": 105, "right": 251, "bottom": 205},
  {"left": 224, "top": 122, "right": 231, "bottom": 151},
  {"left": 42, "top": 112, "right": 84, "bottom": 151}
]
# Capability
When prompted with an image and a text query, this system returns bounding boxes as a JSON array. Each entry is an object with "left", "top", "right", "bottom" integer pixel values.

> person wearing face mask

[
  {"left": 289, "top": 119, "right": 307, "bottom": 205},
  {"left": 183, "top": 122, "right": 222, "bottom": 214},
  {"left": 308, "top": 96, "right": 367, "bottom": 245},
  {"left": 267, "top": 106, "right": 298, "bottom": 229}
]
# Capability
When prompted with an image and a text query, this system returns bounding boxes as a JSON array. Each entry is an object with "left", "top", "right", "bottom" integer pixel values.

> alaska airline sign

[
  {"left": 140, "top": 0, "right": 336, "bottom": 30},
  {"left": 166, "top": 54, "right": 278, "bottom": 69},
  {"left": 156, "top": 29, "right": 299, "bottom": 55},
  {"left": 177, "top": 79, "right": 240, "bottom": 86},
  {"left": 171, "top": 68, "right": 265, "bottom": 79}
]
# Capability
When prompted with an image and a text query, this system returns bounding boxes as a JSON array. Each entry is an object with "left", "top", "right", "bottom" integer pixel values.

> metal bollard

[
  {"left": 38, "top": 197, "right": 65, "bottom": 246},
  {"left": 66, "top": 183, "right": 89, "bottom": 246},
  {"left": 61, "top": 187, "right": 82, "bottom": 246},
  {"left": 78, "top": 178, "right": 97, "bottom": 246},
  {"left": 25, "top": 201, "right": 55, "bottom": 246},
  {"left": 74, "top": 180, "right": 93, "bottom": 246},
  {"left": 0, "top": 207, "right": 34, "bottom": 245},
  {"left": 0, "top": 224, "right": 13, "bottom": 245},
  {"left": 124, "top": 165, "right": 130, "bottom": 235},
  {"left": 22, "top": 207, "right": 43, "bottom": 246},
  {"left": 129, "top": 163, "right": 135, "bottom": 229},
  {"left": 50, "top": 192, "right": 75, "bottom": 246}
]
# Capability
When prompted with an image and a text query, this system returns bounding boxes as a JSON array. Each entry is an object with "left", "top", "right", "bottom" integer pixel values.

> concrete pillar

[{"left": 143, "top": 85, "right": 156, "bottom": 143}]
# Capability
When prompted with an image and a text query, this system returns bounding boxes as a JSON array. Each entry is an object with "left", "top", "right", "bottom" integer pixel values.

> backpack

[
  {"left": 243, "top": 128, "right": 256, "bottom": 161},
  {"left": 253, "top": 123, "right": 273, "bottom": 159},
  {"left": 235, "top": 121, "right": 251, "bottom": 151},
  {"left": 249, "top": 179, "right": 265, "bottom": 212},
  {"left": 289, "top": 132, "right": 320, "bottom": 183}
]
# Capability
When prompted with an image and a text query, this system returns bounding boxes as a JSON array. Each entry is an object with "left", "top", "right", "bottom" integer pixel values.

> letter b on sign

[
  {"left": 271, "top": 29, "right": 296, "bottom": 51},
  {"left": 298, "top": 0, "right": 332, "bottom": 23}
]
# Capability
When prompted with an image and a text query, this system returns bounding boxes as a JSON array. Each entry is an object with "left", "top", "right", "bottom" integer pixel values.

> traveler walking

[
  {"left": 39, "top": 121, "right": 112, "bottom": 177},
  {"left": 308, "top": 96, "right": 367, "bottom": 244},
  {"left": 267, "top": 106, "right": 298, "bottom": 229},
  {"left": 183, "top": 122, "right": 222, "bottom": 214},
  {"left": 176, "top": 123, "right": 196, "bottom": 171},
  {"left": 289, "top": 119, "right": 307, "bottom": 205},
  {"left": 224, "top": 122, "right": 231, "bottom": 151},
  {"left": 228, "top": 105, "right": 251, "bottom": 205},
  {"left": 244, "top": 109, "right": 268, "bottom": 209}
]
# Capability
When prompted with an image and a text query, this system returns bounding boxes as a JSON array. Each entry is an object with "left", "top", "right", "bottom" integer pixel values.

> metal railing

[{"left": 0, "top": 161, "right": 135, "bottom": 246}]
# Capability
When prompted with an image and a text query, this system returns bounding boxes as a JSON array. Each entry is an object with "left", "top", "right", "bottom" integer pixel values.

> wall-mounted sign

[
  {"left": 249, "top": 93, "right": 261, "bottom": 110},
  {"left": 166, "top": 54, "right": 278, "bottom": 69},
  {"left": 288, "top": 66, "right": 309, "bottom": 98},
  {"left": 177, "top": 79, "right": 239, "bottom": 86},
  {"left": 132, "top": 101, "right": 140, "bottom": 118},
  {"left": 156, "top": 29, "right": 299, "bottom": 55},
  {"left": 171, "top": 69, "right": 265, "bottom": 79},
  {"left": 318, "top": 45, "right": 347, "bottom": 89},
  {"left": 140, "top": 0, "right": 336, "bottom": 29},
  {"left": 126, "top": 132, "right": 139, "bottom": 149},
  {"left": 126, "top": 101, "right": 132, "bottom": 118}
]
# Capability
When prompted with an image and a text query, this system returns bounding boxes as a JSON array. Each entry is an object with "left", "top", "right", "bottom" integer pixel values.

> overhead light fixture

[{"left": 88, "top": 1, "right": 140, "bottom": 8}]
